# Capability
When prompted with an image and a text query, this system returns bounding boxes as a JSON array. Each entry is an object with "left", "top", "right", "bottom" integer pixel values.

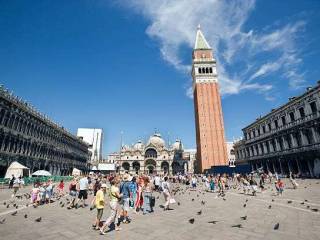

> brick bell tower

[{"left": 192, "top": 25, "right": 228, "bottom": 173}]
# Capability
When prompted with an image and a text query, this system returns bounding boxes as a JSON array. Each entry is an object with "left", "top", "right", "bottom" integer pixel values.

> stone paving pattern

[{"left": 0, "top": 179, "right": 319, "bottom": 240}]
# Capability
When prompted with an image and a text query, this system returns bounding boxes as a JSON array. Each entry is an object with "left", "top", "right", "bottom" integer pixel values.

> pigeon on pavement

[
  {"left": 208, "top": 220, "right": 218, "bottom": 224},
  {"left": 231, "top": 224, "right": 243, "bottom": 228},
  {"left": 189, "top": 218, "right": 195, "bottom": 224}
]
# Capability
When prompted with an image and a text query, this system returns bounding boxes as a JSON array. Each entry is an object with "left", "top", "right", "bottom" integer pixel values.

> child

[
  {"left": 209, "top": 176, "right": 215, "bottom": 192},
  {"left": 39, "top": 183, "right": 46, "bottom": 204},
  {"left": 57, "top": 180, "right": 65, "bottom": 196},
  {"left": 275, "top": 179, "right": 284, "bottom": 195},
  {"left": 191, "top": 176, "right": 197, "bottom": 189},
  {"left": 250, "top": 176, "right": 258, "bottom": 196},
  {"left": 31, "top": 183, "right": 40, "bottom": 206},
  {"left": 45, "top": 180, "right": 53, "bottom": 203},
  {"left": 217, "top": 176, "right": 224, "bottom": 196}
]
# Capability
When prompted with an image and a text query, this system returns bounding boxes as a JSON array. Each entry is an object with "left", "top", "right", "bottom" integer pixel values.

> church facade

[{"left": 113, "top": 133, "right": 195, "bottom": 175}]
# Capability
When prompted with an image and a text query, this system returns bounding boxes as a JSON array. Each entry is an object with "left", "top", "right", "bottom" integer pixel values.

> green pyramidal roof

[{"left": 194, "top": 27, "right": 211, "bottom": 50}]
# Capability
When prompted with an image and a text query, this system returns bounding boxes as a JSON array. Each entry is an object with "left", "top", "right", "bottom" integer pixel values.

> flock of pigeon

[
  {"left": 165, "top": 180, "right": 319, "bottom": 233},
  {"left": 0, "top": 179, "right": 319, "bottom": 236},
  {"left": 0, "top": 192, "right": 42, "bottom": 225}
]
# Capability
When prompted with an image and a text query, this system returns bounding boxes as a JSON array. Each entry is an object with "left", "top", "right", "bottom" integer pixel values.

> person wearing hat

[{"left": 93, "top": 183, "right": 107, "bottom": 230}]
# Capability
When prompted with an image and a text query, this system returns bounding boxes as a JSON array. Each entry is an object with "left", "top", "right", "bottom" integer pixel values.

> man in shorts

[
  {"left": 154, "top": 174, "right": 161, "bottom": 192},
  {"left": 119, "top": 174, "right": 131, "bottom": 224},
  {"left": 76, "top": 176, "right": 89, "bottom": 208},
  {"left": 93, "top": 184, "right": 107, "bottom": 230}
]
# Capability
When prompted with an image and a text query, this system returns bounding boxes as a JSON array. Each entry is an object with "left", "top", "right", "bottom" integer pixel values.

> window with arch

[
  {"left": 205, "top": 68, "right": 209, "bottom": 73},
  {"left": 209, "top": 67, "right": 213, "bottom": 73},
  {"left": 145, "top": 148, "right": 157, "bottom": 158},
  {"left": 198, "top": 68, "right": 202, "bottom": 74}
]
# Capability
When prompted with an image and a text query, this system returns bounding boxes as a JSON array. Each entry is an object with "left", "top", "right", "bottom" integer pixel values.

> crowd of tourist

[{"left": 6, "top": 169, "right": 302, "bottom": 235}]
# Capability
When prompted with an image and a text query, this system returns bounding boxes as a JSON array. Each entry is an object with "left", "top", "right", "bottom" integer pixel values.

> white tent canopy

[
  {"left": 98, "top": 163, "right": 115, "bottom": 171},
  {"left": 72, "top": 168, "right": 81, "bottom": 176},
  {"left": 91, "top": 166, "right": 98, "bottom": 171},
  {"left": 5, "top": 161, "right": 30, "bottom": 179},
  {"left": 32, "top": 170, "right": 52, "bottom": 176}
]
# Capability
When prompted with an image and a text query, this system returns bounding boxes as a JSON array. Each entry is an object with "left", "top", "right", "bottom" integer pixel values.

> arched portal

[
  {"left": 145, "top": 159, "right": 156, "bottom": 174},
  {"left": 171, "top": 161, "right": 182, "bottom": 175},
  {"left": 161, "top": 161, "right": 169, "bottom": 174},
  {"left": 132, "top": 161, "right": 141, "bottom": 174},
  {"left": 122, "top": 162, "right": 130, "bottom": 172}
]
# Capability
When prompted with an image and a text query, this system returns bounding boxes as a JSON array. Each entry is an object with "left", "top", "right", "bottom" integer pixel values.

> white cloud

[
  {"left": 249, "top": 60, "right": 282, "bottom": 81},
  {"left": 120, "top": 0, "right": 305, "bottom": 98},
  {"left": 185, "top": 86, "right": 193, "bottom": 99}
]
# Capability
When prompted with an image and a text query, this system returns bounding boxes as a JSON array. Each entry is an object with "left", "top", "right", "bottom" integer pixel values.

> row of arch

[
  {"left": 0, "top": 100, "right": 88, "bottom": 156},
  {"left": 198, "top": 67, "right": 213, "bottom": 74},
  {"left": 0, "top": 130, "right": 88, "bottom": 164},
  {"left": 0, "top": 155, "right": 87, "bottom": 178},
  {"left": 120, "top": 160, "right": 187, "bottom": 174},
  {"left": 0, "top": 96, "right": 90, "bottom": 177}
]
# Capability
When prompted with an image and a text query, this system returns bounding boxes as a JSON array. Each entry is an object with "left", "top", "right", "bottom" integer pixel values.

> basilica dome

[
  {"left": 172, "top": 139, "right": 183, "bottom": 151},
  {"left": 147, "top": 133, "right": 165, "bottom": 148},
  {"left": 133, "top": 140, "right": 144, "bottom": 151},
  {"left": 122, "top": 145, "right": 131, "bottom": 151}
]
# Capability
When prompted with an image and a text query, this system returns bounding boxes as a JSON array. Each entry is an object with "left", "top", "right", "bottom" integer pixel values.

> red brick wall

[{"left": 194, "top": 82, "right": 228, "bottom": 172}]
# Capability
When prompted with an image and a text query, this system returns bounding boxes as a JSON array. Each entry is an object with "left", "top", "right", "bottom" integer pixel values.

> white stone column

[
  {"left": 263, "top": 142, "right": 268, "bottom": 153},
  {"left": 272, "top": 161, "right": 276, "bottom": 174},
  {"left": 311, "top": 127, "right": 318, "bottom": 143},
  {"left": 258, "top": 144, "right": 263, "bottom": 155},
  {"left": 295, "top": 158, "right": 301, "bottom": 174},
  {"left": 253, "top": 145, "right": 258, "bottom": 156},
  {"left": 278, "top": 159, "right": 284, "bottom": 175},
  {"left": 307, "top": 159, "right": 314, "bottom": 177},
  {"left": 249, "top": 147, "right": 253, "bottom": 157},
  {"left": 300, "top": 131, "right": 308, "bottom": 146},
  {"left": 290, "top": 134, "right": 297, "bottom": 147},
  {"left": 282, "top": 136, "right": 289, "bottom": 149},
  {"left": 287, "top": 160, "right": 292, "bottom": 173},
  {"left": 268, "top": 141, "right": 274, "bottom": 152}
]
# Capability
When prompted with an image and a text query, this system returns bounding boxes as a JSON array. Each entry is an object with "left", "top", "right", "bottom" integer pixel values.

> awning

[{"left": 98, "top": 163, "right": 115, "bottom": 171}]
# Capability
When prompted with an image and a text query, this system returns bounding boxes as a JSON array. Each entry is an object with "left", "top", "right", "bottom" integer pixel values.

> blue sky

[{"left": 0, "top": 0, "right": 319, "bottom": 155}]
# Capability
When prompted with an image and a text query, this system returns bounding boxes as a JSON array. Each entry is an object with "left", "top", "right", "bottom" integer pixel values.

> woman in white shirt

[{"left": 161, "top": 177, "right": 171, "bottom": 210}]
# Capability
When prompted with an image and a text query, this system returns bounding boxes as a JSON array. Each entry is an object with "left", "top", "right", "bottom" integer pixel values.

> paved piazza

[{"left": 0, "top": 179, "right": 319, "bottom": 240}]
